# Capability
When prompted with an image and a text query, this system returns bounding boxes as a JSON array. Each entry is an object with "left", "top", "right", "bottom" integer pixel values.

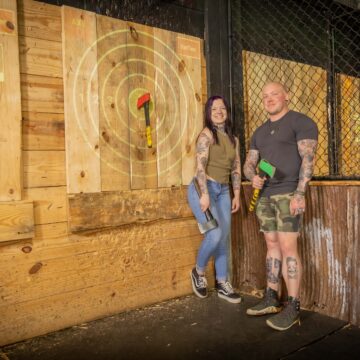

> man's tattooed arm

[
  {"left": 296, "top": 139, "right": 318, "bottom": 193},
  {"left": 195, "top": 130, "right": 212, "bottom": 195},
  {"left": 243, "top": 149, "right": 260, "bottom": 181},
  {"left": 231, "top": 138, "right": 241, "bottom": 192}
]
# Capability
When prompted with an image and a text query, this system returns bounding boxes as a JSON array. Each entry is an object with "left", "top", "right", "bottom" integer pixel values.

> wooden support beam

[
  {"left": 68, "top": 186, "right": 192, "bottom": 232},
  {"left": 0, "top": 201, "right": 34, "bottom": 242},
  {"left": 0, "top": 0, "right": 22, "bottom": 201}
]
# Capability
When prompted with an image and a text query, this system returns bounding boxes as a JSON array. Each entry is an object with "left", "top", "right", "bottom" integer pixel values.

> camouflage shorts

[{"left": 256, "top": 193, "right": 302, "bottom": 233}]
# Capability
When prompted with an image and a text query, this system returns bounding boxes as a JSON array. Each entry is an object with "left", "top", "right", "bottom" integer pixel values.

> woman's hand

[
  {"left": 199, "top": 193, "right": 210, "bottom": 212},
  {"left": 231, "top": 196, "right": 240, "bottom": 213}
]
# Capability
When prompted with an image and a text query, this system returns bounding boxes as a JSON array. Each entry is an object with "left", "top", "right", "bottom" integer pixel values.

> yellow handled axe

[
  {"left": 137, "top": 92, "right": 152, "bottom": 148},
  {"left": 249, "top": 159, "right": 276, "bottom": 212}
]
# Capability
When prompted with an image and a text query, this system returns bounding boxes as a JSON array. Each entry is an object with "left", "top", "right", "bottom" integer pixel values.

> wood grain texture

[
  {"left": 0, "top": 218, "right": 203, "bottom": 346},
  {"left": 68, "top": 186, "right": 192, "bottom": 232},
  {"left": 0, "top": 0, "right": 22, "bottom": 201},
  {"left": 0, "top": 201, "right": 34, "bottom": 242},
  {"left": 62, "top": 6, "right": 101, "bottom": 194},
  {"left": 22, "top": 112, "right": 65, "bottom": 151},
  {"left": 126, "top": 21, "right": 157, "bottom": 189},
  {"left": 23, "top": 150, "right": 66, "bottom": 188},
  {"left": 96, "top": 14, "right": 130, "bottom": 191},
  {"left": 177, "top": 34, "right": 203, "bottom": 185},
  {"left": 17, "top": 0, "right": 62, "bottom": 42},
  {"left": 19, "top": 35, "right": 62, "bottom": 77}
]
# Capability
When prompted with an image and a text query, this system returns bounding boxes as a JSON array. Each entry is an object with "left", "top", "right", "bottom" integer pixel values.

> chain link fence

[{"left": 231, "top": 0, "right": 360, "bottom": 179}]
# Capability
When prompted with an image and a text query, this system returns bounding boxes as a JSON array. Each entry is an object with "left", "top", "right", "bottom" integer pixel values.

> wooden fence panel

[{"left": 0, "top": 0, "right": 22, "bottom": 201}]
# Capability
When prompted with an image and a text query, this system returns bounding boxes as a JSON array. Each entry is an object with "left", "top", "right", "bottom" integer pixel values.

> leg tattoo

[
  {"left": 287, "top": 257, "right": 298, "bottom": 280},
  {"left": 266, "top": 257, "right": 282, "bottom": 284}
]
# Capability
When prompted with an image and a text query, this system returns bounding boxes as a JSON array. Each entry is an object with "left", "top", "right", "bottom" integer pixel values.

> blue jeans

[{"left": 187, "top": 179, "right": 231, "bottom": 282}]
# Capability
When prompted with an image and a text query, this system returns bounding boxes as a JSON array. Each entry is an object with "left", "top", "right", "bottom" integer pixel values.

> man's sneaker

[
  {"left": 215, "top": 281, "right": 242, "bottom": 304},
  {"left": 266, "top": 296, "right": 300, "bottom": 331},
  {"left": 246, "top": 287, "right": 282, "bottom": 316},
  {"left": 190, "top": 268, "right": 208, "bottom": 298}
]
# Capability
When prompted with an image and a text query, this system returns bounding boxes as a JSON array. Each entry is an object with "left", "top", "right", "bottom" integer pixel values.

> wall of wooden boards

[
  {"left": 232, "top": 183, "right": 360, "bottom": 323},
  {"left": 0, "top": 0, "right": 208, "bottom": 346}
]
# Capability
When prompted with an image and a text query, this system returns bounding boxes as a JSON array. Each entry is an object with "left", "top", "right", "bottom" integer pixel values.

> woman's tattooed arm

[
  {"left": 243, "top": 149, "right": 260, "bottom": 181},
  {"left": 296, "top": 139, "right": 318, "bottom": 193},
  {"left": 195, "top": 130, "right": 212, "bottom": 195}
]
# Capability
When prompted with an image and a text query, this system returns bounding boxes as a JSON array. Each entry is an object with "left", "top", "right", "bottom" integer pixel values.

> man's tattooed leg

[
  {"left": 266, "top": 257, "right": 282, "bottom": 284},
  {"left": 286, "top": 256, "right": 298, "bottom": 280}
]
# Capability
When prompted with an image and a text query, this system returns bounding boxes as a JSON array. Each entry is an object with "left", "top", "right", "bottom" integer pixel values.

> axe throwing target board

[{"left": 62, "top": 6, "right": 204, "bottom": 194}]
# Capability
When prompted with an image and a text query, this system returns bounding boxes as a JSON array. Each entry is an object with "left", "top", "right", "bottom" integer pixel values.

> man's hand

[
  {"left": 199, "top": 193, "right": 210, "bottom": 212},
  {"left": 252, "top": 174, "right": 265, "bottom": 189},
  {"left": 290, "top": 193, "right": 305, "bottom": 215}
]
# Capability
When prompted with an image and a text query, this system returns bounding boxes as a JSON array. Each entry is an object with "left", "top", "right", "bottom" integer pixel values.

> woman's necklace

[{"left": 214, "top": 123, "right": 226, "bottom": 133}]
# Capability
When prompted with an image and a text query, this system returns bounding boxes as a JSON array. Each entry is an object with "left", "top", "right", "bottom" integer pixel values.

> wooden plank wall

[
  {"left": 0, "top": 0, "right": 22, "bottom": 201},
  {"left": 0, "top": 0, "right": 208, "bottom": 346},
  {"left": 233, "top": 183, "right": 360, "bottom": 322}
]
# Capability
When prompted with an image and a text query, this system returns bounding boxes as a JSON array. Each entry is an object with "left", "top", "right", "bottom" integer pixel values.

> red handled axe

[{"left": 137, "top": 92, "right": 152, "bottom": 148}]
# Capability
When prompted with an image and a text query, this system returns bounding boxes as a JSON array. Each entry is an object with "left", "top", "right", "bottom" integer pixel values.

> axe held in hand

[
  {"left": 137, "top": 92, "right": 152, "bottom": 148},
  {"left": 193, "top": 178, "right": 218, "bottom": 234},
  {"left": 248, "top": 159, "right": 276, "bottom": 212}
]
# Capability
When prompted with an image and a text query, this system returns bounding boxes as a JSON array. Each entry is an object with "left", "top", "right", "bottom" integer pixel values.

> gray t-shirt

[{"left": 250, "top": 110, "right": 318, "bottom": 196}]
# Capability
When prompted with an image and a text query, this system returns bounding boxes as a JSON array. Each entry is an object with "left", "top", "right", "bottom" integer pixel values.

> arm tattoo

[
  {"left": 243, "top": 149, "right": 259, "bottom": 181},
  {"left": 231, "top": 138, "right": 241, "bottom": 191},
  {"left": 195, "top": 131, "right": 211, "bottom": 195},
  {"left": 266, "top": 257, "right": 282, "bottom": 284},
  {"left": 297, "top": 139, "right": 317, "bottom": 193},
  {"left": 286, "top": 257, "right": 298, "bottom": 280}
]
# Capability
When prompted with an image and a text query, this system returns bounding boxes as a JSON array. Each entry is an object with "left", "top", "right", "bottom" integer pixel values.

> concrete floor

[{"left": 2, "top": 292, "right": 360, "bottom": 360}]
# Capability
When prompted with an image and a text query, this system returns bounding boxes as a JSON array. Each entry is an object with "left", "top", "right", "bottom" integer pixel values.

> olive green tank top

[{"left": 206, "top": 131, "right": 236, "bottom": 184}]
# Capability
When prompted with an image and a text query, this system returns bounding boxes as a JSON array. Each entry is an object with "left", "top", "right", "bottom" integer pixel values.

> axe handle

[
  {"left": 193, "top": 178, "right": 214, "bottom": 221},
  {"left": 143, "top": 102, "right": 152, "bottom": 148},
  {"left": 248, "top": 170, "right": 266, "bottom": 212}
]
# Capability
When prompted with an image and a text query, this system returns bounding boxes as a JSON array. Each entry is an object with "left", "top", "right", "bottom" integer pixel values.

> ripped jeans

[{"left": 187, "top": 179, "right": 231, "bottom": 282}]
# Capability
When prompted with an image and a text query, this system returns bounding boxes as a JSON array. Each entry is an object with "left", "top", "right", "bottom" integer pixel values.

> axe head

[
  {"left": 258, "top": 159, "right": 276, "bottom": 178},
  {"left": 197, "top": 218, "right": 218, "bottom": 234},
  {"left": 137, "top": 92, "right": 150, "bottom": 109}
]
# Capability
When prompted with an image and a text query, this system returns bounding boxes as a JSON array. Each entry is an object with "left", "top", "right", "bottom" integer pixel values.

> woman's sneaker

[
  {"left": 216, "top": 281, "right": 242, "bottom": 304},
  {"left": 190, "top": 268, "right": 208, "bottom": 298}
]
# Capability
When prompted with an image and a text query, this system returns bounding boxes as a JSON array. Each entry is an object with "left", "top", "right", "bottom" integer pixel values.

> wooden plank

[
  {"left": 19, "top": 36, "right": 62, "bottom": 77},
  {"left": 22, "top": 112, "right": 65, "bottom": 151},
  {"left": 62, "top": 6, "right": 101, "bottom": 194},
  {"left": 20, "top": 73, "right": 64, "bottom": 113},
  {"left": 23, "top": 150, "right": 66, "bottom": 188},
  {"left": 0, "top": 217, "right": 203, "bottom": 346},
  {"left": 23, "top": 186, "right": 67, "bottom": 225},
  {"left": 0, "top": 201, "right": 34, "bottom": 242},
  {"left": 153, "top": 28, "right": 182, "bottom": 187},
  {"left": 68, "top": 186, "right": 192, "bottom": 232},
  {"left": 338, "top": 74, "right": 360, "bottom": 176},
  {"left": 96, "top": 14, "right": 130, "bottom": 191},
  {"left": 177, "top": 34, "right": 203, "bottom": 185},
  {"left": 349, "top": 186, "right": 360, "bottom": 324},
  {"left": 0, "top": 0, "right": 22, "bottom": 201},
  {"left": 17, "top": 0, "right": 62, "bottom": 42},
  {"left": 126, "top": 21, "right": 157, "bottom": 189}
]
